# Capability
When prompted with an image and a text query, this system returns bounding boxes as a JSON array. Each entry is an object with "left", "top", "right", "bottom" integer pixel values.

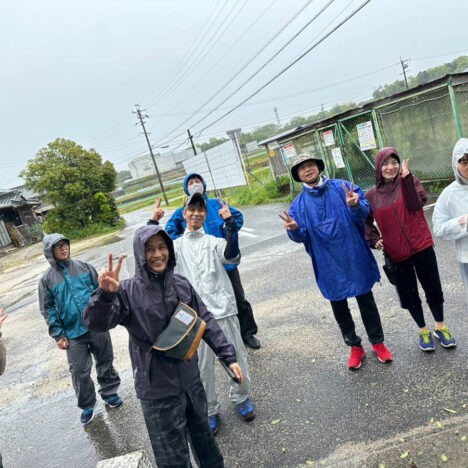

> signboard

[
  {"left": 282, "top": 143, "right": 296, "bottom": 160},
  {"left": 269, "top": 149, "right": 276, "bottom": 157},
  {"left": 357, "top": 121, "right": 377, "bottom": 151},
  {"left": 183, "top": 140, "right": 246, "bottom": 191},
  {"left": 331, "top": 147, "right": 345, "bottom": 169},
  {"left": 322, "top": 130, "right": 335, "bottom": 147}
]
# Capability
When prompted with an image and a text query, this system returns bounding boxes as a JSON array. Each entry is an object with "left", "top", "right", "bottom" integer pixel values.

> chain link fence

[{"left": 263, "top": 75, "right": 467, "bottom": 191}]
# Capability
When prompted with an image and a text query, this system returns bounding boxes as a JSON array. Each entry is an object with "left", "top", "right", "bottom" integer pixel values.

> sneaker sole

[
  {"left": 376, "top": 355, "right": 393, "bottom": 363},
  {"left": 240, "top": 409, "right": 256, "bottom": 422},
  {"left": 105, "top": 400, "right": 123, "bottom": 408},
  {"left": 81, "top": 402, "right": 97, "bottom": 425},
  {"left": 419, "top": 345, "right": 435, "bottom": 352},
  {"left": 349, "top": 352, "right": 366, "bottom": 370},
  {"left": 433, "top": 333, "right": 457, "bottom": 348}
]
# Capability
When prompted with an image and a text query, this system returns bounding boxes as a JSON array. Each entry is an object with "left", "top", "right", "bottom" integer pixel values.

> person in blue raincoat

[
  {"left": 279, "top": 153, "right": 393, "bottom": 370},
  {"left": 164, "top": 172, "right": 261, "bottom": 349}
]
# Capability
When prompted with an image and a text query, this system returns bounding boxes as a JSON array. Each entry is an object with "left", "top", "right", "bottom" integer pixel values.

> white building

[{"left": 128, "top": 149, "right": 195, "bottom": 180}]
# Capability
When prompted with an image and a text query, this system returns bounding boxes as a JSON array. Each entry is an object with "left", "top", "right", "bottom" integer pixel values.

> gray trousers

[
  {"left": 198, "top": 315, "right": 251, "bottom": 417},
  {"left": 66, "top": 331, "right": 120, "bottom": 409}
]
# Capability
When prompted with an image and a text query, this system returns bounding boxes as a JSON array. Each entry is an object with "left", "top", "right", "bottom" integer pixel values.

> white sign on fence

[
  {"left": 331, "top": 147, "right": 345, "bottom": 169},
  {"left": 357, "top": 121, "right": 377, "bottom": 151},
  {"left": 282, "top": 143, "right": 296, "bottom": 161},
  {"left": 183, "top": 140, "right": 246, "bottom": 191},
  {"left": 322, "top": 130, "right": 335, "bottom": 147}
]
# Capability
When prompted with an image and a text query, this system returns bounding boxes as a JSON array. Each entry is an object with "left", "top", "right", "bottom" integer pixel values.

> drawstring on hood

[
  {"left": 42, "top": 233, "right": 70, "bottom": 268},
  {"left": 452, "top": 138, "right": 468, "bottom": 186}
]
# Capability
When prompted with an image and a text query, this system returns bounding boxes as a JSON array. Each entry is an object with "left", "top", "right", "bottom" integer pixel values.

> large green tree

[{"left": 21, "top": 138, "right": 120, "bottom": 234}]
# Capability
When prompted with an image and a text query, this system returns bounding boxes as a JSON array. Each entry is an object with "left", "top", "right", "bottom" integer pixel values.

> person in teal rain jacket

[
  {"left": 279, "top": 153, "right": 393, "bottom": 370},
  {"left": 165, "top": 172, "right": 261, "bottom": 349},
  {"left": 38, "top": 233, "right": 122, "bottom": 425}
]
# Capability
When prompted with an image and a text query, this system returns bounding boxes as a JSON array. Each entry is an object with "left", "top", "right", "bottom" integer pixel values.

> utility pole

[
  {"left": 400, "top": 57, "right": 409, "bottom": 90},
  {"left": 273, "top": 107, "right": 281, "bottom": 126},
  {"left": 134, "top": 104, "right": 169, "bottom": 206},
  {"left": 187, "top": 129, "right": 197, "bottom": 155}
]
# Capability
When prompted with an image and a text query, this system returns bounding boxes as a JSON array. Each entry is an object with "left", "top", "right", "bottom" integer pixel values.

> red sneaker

[
  {"left": 371, "top": 343, "right": 392, "bottom": 363},
  {"left": 348, "top": 346, "right": 366, "bottom": 370}
]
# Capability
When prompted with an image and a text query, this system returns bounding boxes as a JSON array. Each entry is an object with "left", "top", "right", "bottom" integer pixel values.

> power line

[
  {"left": 148, "top": 0, "right": 243, "bottom": 108},
  {"left": 196, "top": 0, "right": 372, "bottom": 137},
  {"left": 144, "top": 0, "right": 228, "bottom": 108},
  {"left": 156, "top": 0, "right": 317, "bottom": 144},
  {"left": 148, "top": 0, "right": 277, "bottom": 127}
]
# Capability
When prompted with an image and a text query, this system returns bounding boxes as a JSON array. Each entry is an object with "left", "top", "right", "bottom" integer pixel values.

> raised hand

[
  {"left": 99, "top": 254, "right": 124, "bottom": 293},
  {"left": 278, "top": 211, "right": 298, "bottom": 230},
  {"left": 343, "top": 182, "right": 359, "bottom": 207},
  {"left": 0, "top": 308, "right": 8, "bottom": 330},
  {"left": 218, "top": 197, "right": 232, "bottom": 219},
  {"left": 151, "top": 197, "right": 165, "bottom": 222},
  {"left": 401, "top": 158, "right": 410, "bottom": 179}
]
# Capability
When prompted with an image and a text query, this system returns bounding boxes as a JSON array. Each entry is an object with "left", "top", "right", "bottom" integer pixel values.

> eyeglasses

[{"left": 53, "top": 242, "right": 69, "bottom": 250}]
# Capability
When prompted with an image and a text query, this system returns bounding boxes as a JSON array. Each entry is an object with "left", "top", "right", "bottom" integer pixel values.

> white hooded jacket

[
  {"left": 432, "top": 138, "right": 468, "bottom": 263},
  {"left": 174, "top": 228, "right": 238, "bottom": 320}
]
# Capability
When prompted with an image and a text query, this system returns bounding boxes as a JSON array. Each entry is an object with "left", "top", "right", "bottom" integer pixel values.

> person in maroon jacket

[{"left": 365, "top": 147, "right": 456, "bottom": 352}]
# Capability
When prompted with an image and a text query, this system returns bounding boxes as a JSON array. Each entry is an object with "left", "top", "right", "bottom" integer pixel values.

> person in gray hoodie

[
  {"left": 38, "top": 234, "right": 122, "bottom": 425},
  {"left": 433, "top": 138, "right": 468, "bottom": 306},
  {"left": 0, "top": 307, "right": 7, "bottom": 468},
  {"left": 83, "top": 225, "right": 242, "bottom": 468}
]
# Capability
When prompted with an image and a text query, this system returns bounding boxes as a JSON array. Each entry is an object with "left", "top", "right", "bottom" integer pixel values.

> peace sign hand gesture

[
  {"left": 342, "top": 182, "right": 359, "bottom": 207},
  {"left": 401, "top": 158, "right": 410, "bottom": 179},
  {"left": 278, "top": 211, "right": 298, "bottom": 230},
  {"left": 98, "top": 254, "right": 124, "bottom": 293},
  {"left": 218, "top": 197, "right": 232, "bottom": 220},
  {"left": 151, "top": 198, "right": 165, "bottom": 222}
]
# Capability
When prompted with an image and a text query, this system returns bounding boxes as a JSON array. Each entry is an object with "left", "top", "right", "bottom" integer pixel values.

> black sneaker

[
  {"left": 81, "top": 401, "right": 97, "bottom": 425},
  {"left": 104, "top": 394, "right": 123, "bottom": 408},
  {"left": 243, "top": 335, "right": 261, "bottom": 349}
]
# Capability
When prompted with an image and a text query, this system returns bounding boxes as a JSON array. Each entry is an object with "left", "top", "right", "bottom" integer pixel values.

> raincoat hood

[
  {"left": 42, "top": 233, "right": 70, "bottom": 267},
  {"left": 375, "top": 147, "right": 400, "bottom": 187},
  {"left": 452, "top": 138, "right": 468, "bottom": 185},
  {"left": 183, "top": 173, "right": 207, "bottom": 196},
  {"left": 133, "top": 225, "right": 176, "bottom": 278}
]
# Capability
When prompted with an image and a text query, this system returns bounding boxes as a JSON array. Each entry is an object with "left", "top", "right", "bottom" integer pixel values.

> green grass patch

[{"left": 63, "top": 218, "right": 126, "bottom": 240}]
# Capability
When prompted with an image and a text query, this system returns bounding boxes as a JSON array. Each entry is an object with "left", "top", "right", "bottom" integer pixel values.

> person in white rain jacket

[
  {"left": 149, "top": 193, "right": 255, "bottom": 436},
  {"left": 433, "top": 137, "right": 468, "bottom": 305}
]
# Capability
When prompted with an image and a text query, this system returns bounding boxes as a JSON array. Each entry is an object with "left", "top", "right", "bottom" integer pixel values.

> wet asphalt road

[{"left": 0, "top": 202, "right": 467, "bottom": 468}]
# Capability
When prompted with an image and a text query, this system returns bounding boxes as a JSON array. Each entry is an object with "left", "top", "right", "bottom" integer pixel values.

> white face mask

[{"left": 188, "top": 182, "right": 204, "bottom": 195}]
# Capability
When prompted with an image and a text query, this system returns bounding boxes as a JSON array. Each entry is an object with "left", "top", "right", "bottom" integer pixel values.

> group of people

[
  {"left": 280, "top": 140, "right": 465, "bottom": 370},
  {"left": 0, "top": 139, "right": 467, "bottom": 468}
]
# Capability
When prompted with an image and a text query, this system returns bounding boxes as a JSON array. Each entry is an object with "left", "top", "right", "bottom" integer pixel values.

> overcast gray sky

[{"left": 1, "top": 0, "right": 467, "bottom": 188}]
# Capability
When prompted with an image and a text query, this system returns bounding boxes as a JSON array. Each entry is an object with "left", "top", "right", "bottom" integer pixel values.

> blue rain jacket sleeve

[
  {"left": 287, "top": 178, "right": 380, "bottom": 301},
  {"left": 38, "top": 277, "right": 65, "bottom": 341},
  {"left": 165, "top": 206, "right": 185, "bottom": 240}
]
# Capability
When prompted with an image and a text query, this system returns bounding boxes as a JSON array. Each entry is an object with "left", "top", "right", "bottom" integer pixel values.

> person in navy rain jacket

[
  {"left": 165, "top": 172, "right": 260, "bottom": 350},
  {"left": 279, "top": 153, "right": 393, "bottom": 370}
]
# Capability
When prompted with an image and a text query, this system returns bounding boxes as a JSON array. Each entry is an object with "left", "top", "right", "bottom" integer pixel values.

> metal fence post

[
  {"left": 448, "top": 81, "right": 464, "bottom": 138},
  {"left": 336, "top": 122, "right": 354, "bottom": 182},
  {"left": 314, "top": 129, "right": 330, "bottom": 177},
  {"left": 371, "top": 108, "right": 385, "bottom": 148}
]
